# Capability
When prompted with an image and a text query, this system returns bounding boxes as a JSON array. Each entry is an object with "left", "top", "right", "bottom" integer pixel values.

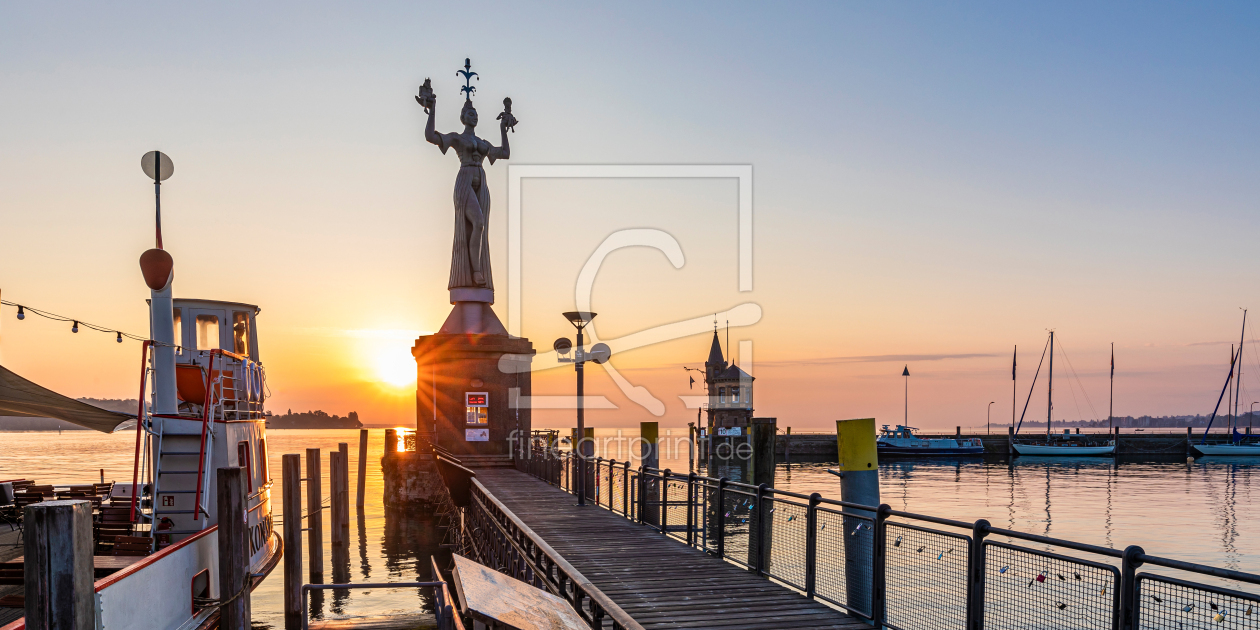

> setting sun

[{"left": 374, "top": 348, "right": 417, "bottom": 387}]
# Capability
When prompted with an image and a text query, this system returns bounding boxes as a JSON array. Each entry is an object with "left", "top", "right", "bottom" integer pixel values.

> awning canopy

[{"left": 0, "top": 364, "right": 135, "bottom": 433}]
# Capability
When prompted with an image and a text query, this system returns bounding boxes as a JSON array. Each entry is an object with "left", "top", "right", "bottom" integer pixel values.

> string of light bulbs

[{"left": 0, "top": 299, "right": 169, "bottom": 346}]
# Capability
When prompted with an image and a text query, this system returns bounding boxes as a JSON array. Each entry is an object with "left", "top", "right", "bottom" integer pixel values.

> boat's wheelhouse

[{"left": 133, "top": 299, "right": 274, "bottom": 567}]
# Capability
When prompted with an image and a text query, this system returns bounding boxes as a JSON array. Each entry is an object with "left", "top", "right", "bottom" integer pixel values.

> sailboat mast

[
  {"left": 1229, "top": 344, "right": 1235, "bottom": 434},
  {"left": 1047, "top": 331, "right": 1054, "bottom": 437},
  {"left": 1109, "top": 342, "right": 1114, "bottom": 433},
  {"left": 1234, "top": 310, "right": 1247, "bottom": 436}
]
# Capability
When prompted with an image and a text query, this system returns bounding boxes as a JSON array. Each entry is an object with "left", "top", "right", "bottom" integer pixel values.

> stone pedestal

[{"left": 413, "top": 294, "right": 535, "bottom": 457}]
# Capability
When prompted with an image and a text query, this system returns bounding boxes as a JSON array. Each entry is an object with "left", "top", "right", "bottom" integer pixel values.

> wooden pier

[{"left": 472, "top": 468, "right": 865, "bottom": 630}]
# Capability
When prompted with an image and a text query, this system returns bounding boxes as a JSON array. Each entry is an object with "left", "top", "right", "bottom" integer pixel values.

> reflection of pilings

[
  {"left": 357, "top": 510, "right": 370, "bottom": 581},
  {"left": 330, "top": 543, "right": 351, "bottom": 613}
]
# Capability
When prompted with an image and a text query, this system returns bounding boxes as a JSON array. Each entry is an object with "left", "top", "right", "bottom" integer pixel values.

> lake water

[{"left": 2, "top": 428, "right": 1257, "bottom": 626}]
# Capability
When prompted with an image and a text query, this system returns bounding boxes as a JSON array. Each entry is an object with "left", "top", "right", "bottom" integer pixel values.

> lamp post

[
  {"left": 987, "top": 401, "right": 995, "bottom": 435},
  {"left": 555, "top": 312, "right": 611, "bottom": 507}
]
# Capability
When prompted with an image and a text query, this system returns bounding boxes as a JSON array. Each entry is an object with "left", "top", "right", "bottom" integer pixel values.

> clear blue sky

[{"left": 2, "top": 2, "right": 1259, "bottom": 428}]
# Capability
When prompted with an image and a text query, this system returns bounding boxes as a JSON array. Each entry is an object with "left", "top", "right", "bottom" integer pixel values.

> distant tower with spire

[{"left": 704, "top": 326, "right": 754, "bottom": 436}]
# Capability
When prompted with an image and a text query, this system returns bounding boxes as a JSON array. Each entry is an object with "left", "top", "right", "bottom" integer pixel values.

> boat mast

[
  {"left": 1234, "top": 309, "right": 1247, "bottom": 437},
  {"left": 1229, "top": 344, "right": 1235, "bottom": 435},
  {"left": 1109, "top": 342, "right": 1114, "bottom": 433},
  {"left": 1047, "top": 331, "right": 1054, "bottom": 437}
]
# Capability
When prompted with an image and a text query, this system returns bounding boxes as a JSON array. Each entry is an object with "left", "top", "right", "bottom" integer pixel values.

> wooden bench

[{"left": 111, "top": 536, "right": 152, "bottom": 557}]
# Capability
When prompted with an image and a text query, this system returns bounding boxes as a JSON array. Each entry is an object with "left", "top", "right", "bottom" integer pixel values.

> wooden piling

[
  {"left": 749, "top": 418, "right": 777, "bottom": 573},
  {"left": 641, "top": 422, "right": 659, "bottom": 526},
  {"left": 24, "top": 499, "right": 94, "bottom": 630},
  {"left": 338, "top": 442, "right": 350, "bottom": 531},
  {"left": 217, "top": 467, "right": 250, "bottom": 630},
  {"left": 356, "top": 429, "right": 368, "bottom": 510},
  {"left": 281, "top": 454, "right": 303, "bottom": 630},
  {"left": 330, "top": 450, "right": 347, "bottom": 546},
  {"left": 305, "top": 448, "right": 324, "bottom": 581},
  {"left": 785, "top": 426, "right": 791, "bottom": 465}
]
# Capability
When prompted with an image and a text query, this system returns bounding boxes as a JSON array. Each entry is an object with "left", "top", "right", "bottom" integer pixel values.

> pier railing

[
  {"left": 517, "top": 449, "right": 1260, "bottom": 630},
  {"left": 465, "top": 477, "right": 644, "bottom": 630}
]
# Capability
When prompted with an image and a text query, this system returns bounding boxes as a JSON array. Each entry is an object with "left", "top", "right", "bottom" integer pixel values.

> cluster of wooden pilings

[{"left": 280, "top": 429, "right": 370, "bottom": 629}]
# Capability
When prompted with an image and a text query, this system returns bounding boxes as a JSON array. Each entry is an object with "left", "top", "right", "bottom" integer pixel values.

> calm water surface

[{"left": 2, "top": 428, "right": 1257, "bottom": 625}]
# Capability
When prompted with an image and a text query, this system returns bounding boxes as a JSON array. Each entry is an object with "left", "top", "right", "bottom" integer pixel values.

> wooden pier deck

[{"left": 474, "top": 468, "right": 866, "bottom": 630}]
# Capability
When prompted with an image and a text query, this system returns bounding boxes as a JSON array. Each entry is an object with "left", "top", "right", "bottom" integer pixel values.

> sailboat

[
  {"left": 1193, "top": 310, "right": 1259, "bottom": 456},
  {"left": 1012, "top": 331, "right": 1116, "bottom": 456}
]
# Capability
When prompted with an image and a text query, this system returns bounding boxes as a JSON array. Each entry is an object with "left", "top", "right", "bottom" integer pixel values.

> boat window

[
  {"left": 256, "top": 439, "right": 269, "bottom": 486},
  {"left": 232, "top": 312, "right": 250, "bottom": 357},
  {"left": 196, "top": 315, "right": 220, "bottom": 350},
  {"left": 237, "top": 441, "right": 254, "bottom": 492},
  {"left": 173, "top": 309, "right": 183, "bottom": 351}
]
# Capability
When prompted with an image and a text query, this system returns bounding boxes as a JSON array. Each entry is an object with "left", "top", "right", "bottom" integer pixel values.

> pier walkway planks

[{"left": 474, "top": 469, "right": 866, "bottom": 630}]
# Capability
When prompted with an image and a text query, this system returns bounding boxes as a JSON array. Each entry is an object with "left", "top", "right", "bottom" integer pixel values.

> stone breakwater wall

[{"left": 771, "top": 431, "right": 1205, "bottom": 460}]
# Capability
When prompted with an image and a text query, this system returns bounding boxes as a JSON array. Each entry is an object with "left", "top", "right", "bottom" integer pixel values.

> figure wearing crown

[{"left": 416, "top": 59, "right": 518, "bottom": 291}]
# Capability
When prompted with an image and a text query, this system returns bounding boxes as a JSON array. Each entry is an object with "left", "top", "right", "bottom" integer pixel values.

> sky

[{"left": 2, "top": 2, "right": 1260, "bottom": 431}]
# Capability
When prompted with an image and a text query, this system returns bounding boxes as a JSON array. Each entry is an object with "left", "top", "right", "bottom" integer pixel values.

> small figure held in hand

[{"left": 497, "top": 97, "right": 518, "bottom": 133}]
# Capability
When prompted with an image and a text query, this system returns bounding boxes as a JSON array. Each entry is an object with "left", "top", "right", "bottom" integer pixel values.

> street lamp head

[
  {"left": 589, "top": 342, "right": 611, "bottom": 364},
  {"left": 553, "top": 337, "right": 573, "bottom": 355},
  {"left": 563, "top": 311, "right": 597, "bottom": 329}
]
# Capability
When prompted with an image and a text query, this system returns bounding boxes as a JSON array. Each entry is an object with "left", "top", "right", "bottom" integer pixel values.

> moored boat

[
  {"left": 0, "top": 152, "right": 279, "bottom": 630},
  {"left": 876, "top": 425, "right": 984, "bottom": 456}
]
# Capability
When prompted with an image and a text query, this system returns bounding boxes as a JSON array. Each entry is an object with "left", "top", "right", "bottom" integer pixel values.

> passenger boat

[
  {"left": 0, "top": 153, "right": 279, "bottom": 629},
  {"left": 876, "top": 425, "right": 984, "bottom": 456}
]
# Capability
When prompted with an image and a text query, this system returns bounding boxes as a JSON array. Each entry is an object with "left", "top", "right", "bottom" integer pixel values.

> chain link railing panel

[
  {"left": 984, "top": 541, "right": 1118, "bottom": 630},
  {"left": 1137, "top": 573, "right": 1260, "bottom": 629},
  {"left": 813, "top": 506, "right": 875, "bottom": 618},
  {"left": 883, "top": 522, "right": 970, "bottom": 630}
]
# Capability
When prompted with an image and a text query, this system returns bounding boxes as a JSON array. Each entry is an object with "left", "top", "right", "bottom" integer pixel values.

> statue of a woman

[{"left": 417, "top": 81, "right": 514, "bottom": 291}]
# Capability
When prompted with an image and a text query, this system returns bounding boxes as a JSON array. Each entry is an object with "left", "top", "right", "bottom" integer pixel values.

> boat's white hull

[
  {"left": 1012, "top": 443, "right": 1115, "bottom": 456},
  {"left": 1193, "top": 443, "right": 1260, "bottom": 456}
]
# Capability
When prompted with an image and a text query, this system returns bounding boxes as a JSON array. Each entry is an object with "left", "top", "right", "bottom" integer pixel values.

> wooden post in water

[
  {"left": 337, "top": 442, "right": 350, "bottom": 535},
  {"left": 338, "top": 443, "right": 350, "bottom": 535},
  {"left": 217, "top": 467, "right": 250, "bottom": 630},
  {"left": 748, "top": 417, "right": 777, "bottom": 573},
  {"left": 24, "top": 499, "right": 93, "bottom": 630},
  {"left": 836, "top": 418, "right": 879, "bottom": 614},
  {"left": 305, "top": 448, "right": 324, "bottom": 582},
  {"left": 356, "top": 429, "right": 368, "bottom": 510},
  {"left": 785, "top": 426, "right": 791, "bottom": 465},
  {"left": 641, "top": 422, "right": 659, "bottom": 526},
  {"left": 330, "top": 450, "right": 346, "bottom": 547},
  {"left": 281, "top": 454, "right": 303, "bottom": 630}
]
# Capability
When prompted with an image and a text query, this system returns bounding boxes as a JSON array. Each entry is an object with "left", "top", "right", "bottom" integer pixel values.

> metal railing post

[
  {"left": 1119, "top": 545, "right": 1144, "bottom": 630},
  {"left": 623, "top": 461, "right": 630, "bottom": 516},
  {"left": 753, "top": 483, "right": 767, "bottom": 575},
  {"left": 715, "top": 477, "right": 728, "bottom": 558},
  {"left": 968, "top": 518, "right": 989, "bottom": 630},
  {"left": 805, "top": 493, "right": 820, "bottom": 598},
  {"left": 660, "top": 469, "right": 671, "bottom": 534},
  {"left": 637, "top": 466, "right": 647, "bottom": 525},
  {"left": 870, "top": 504, "right": 891, "bottom": 627},
  {"left": 686, "top": 471, "right": 697, "bottom": 546},
  {"left": 608, "top": 459, "right": 616, "bottom": 513}
]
